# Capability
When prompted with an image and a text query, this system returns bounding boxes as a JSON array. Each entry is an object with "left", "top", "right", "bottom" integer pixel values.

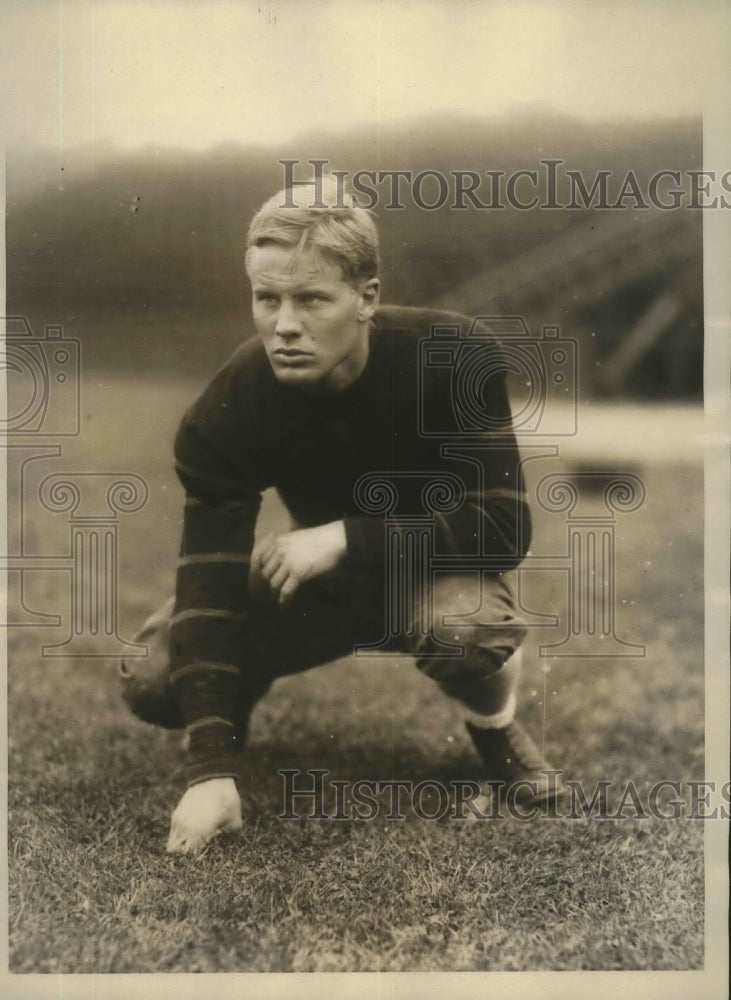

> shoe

[{"left": 465, "top": 719, "right": 568, "bottom": 809}]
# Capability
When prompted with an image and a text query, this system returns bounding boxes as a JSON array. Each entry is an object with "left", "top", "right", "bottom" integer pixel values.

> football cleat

[{"left": 465, "top": 719, "right": 568, "bottom": 808}]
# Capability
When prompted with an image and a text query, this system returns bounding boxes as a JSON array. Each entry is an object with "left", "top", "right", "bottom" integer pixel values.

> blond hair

[{"left": 246, "top": 179, "right": 379, "bottom": 284}]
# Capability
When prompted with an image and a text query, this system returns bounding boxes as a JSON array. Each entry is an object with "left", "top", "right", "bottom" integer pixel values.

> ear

[{"left": 357, "top": 278, "right": 380, "bottom": 322}]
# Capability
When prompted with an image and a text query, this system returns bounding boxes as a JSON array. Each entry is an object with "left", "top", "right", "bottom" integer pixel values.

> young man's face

[{"left": 246, "top": 243, "right": 380, "bottom": 391}]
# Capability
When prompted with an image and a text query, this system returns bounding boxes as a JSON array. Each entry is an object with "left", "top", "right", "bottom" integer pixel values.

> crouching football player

[{"left": 120, "top": 183, "right": 566, "bottom": 853}]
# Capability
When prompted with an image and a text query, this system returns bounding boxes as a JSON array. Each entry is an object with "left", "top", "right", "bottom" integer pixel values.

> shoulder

[
  {"left": 174, "top": 335, "right": 271, "bottom": 464},
  {"left": 375, "top": 304, "right": 478, "bottom": 334},
  {"left": 202, "top": 336, "right": 270, "bottom": 402},
  {"left": 371, "top": 305, "right": 505, "bottom": 367},
  {"left": 181, "top": 337, "right": 269, "bottom": 426},
  {"left": 373, "top": 305, "right": 501, "bottom": 346}
]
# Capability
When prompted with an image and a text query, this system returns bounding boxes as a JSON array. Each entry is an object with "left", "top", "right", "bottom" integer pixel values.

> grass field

[{"left": 6, "top": 375, "right": 709, "bottom": 973}]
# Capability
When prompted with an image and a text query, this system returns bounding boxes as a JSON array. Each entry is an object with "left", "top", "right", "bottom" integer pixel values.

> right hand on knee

[{"left": 166, "top": 777, "right": 243, "bottom": 854}]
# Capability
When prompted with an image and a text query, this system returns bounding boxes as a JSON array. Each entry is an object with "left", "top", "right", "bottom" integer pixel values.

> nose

[{"left": 274, "top": 299, "right": 302, "bottom": 340}]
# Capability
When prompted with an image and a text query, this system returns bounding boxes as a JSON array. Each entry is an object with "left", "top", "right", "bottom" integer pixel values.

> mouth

[{"left": 272, "top": 348, "right": 314, "bottom": 365}]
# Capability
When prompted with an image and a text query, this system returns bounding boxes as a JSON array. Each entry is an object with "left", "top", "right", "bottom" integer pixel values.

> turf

[{"left": 7, "top": 376, "right": 707, "bottom": 972}]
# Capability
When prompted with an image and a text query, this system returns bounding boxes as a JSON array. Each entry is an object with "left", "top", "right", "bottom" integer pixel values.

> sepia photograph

[{"left": 2, "top": 1, "right": 729, "bottom": 997}]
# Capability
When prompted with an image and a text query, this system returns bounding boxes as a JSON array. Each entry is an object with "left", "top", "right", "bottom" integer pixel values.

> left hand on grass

[{"left": 166, "top": 777, "right": 243, "bottom": 854}]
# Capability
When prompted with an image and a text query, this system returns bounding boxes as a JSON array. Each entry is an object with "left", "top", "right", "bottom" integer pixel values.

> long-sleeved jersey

[{"left": 171, "top": 305, "right": 531, "bottom": 785}]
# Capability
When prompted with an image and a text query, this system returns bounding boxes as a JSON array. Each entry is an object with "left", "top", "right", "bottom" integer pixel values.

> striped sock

[{"left": 463, "top": 692, "right": 517, "bottom": 731}]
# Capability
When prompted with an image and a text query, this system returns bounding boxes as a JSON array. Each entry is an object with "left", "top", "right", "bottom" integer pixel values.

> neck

[{"left": 322, "top": 323, "right": 371, "bottom": 392}]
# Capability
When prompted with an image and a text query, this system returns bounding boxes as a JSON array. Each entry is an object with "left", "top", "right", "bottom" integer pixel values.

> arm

[
  {"left": 170, "top": 482, "right": 259, "bottom": 786},
  {"left": 166, "top": 395, "right": 264, "bottom": 852},
  {"left": 342, "top": 350, "right": 531, "bottom": 570}
]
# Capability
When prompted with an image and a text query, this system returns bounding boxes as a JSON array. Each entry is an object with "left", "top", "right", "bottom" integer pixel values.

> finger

[
  {"left": 166, "top": 822, "right": 211, "bottom": 854},
  {"left": 167, "top": 816, "right": 190, "bottom": 850},
  {"left": 167, "top": 834, "right": 206, "bottom": 855},
  {"left": 250, "top": 545, "right": 262, "bottom": 570},
  {"left": 268, "top": 562, "right": 291, "bottom": 593},
  {"left": 252, "top": 533, "right": 276, "bottom": 570},
  {"left": 259, "top": 537, "right": 284, "bottom": 574},
  {"left": 259, "top": 550, "right": 282, "bottom": 582},
  {"left": 278, "top": 573, "right": 300, "bottom": 605},
  {"left": 167, "top": 823, "right": 191, "bottom": 853}
]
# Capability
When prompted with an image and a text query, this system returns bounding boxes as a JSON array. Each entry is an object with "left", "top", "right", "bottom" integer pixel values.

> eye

[{"left": 255, "top": 292, "right": 279, "bottom": 306}]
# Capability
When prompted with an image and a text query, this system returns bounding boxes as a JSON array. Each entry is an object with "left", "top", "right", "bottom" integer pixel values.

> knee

[
  {"left": 119, "top": 597, "right": 183, "bottom": 729},
  {"left": 426, "top": 573, "right": 525, "bottom": 646},
  {"left": 427, "top": 609, "right": 527, "bottom": 670},
  {"left": 416, "top": 614, "right": 526, "bottom": 690}
]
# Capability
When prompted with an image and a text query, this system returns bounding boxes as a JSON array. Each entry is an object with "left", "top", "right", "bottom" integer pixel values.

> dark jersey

[{"left": 171, "top": 305, "right": 531, "bottom": 784}]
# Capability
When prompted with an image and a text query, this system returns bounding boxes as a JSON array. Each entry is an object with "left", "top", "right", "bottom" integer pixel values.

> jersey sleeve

[
  {"left": 170, "top": 366, "right": 266, "bottom": 787},
  {"left": 342, "top": 436, "right": 531, "bottom": 572}
]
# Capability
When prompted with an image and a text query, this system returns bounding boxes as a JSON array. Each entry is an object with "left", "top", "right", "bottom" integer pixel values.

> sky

[{"left": 1, "top": 0, "right": 728, "bottom": 154}]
